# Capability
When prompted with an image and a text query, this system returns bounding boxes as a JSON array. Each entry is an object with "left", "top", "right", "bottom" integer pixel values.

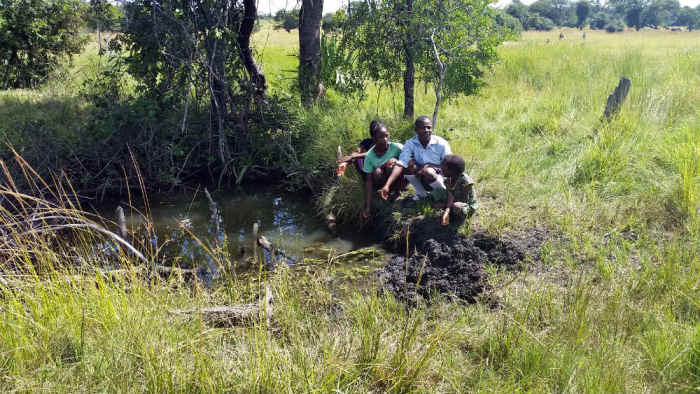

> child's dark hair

[
  {"left": 443, "top": 154, "right": 465, "bottom": 174},
  {"left": 359, "top": 138, "right": 373, "bottom": 151},
  {"left": 369, "top": 120, "right": 385, "bottom": 137}
]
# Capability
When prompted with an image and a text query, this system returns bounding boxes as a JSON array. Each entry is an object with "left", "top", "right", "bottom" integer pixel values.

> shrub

[
  {"left": 494, "top": 10, "right": 524, "bottom": 34},
  {"left": 526, "top": 13, "right": 555, "bottom": 31},
  {"left": 590, "top": 12, "right": 611, "bottom": 29},
  {"left": 274, "top": 9, "right": 299, "bottom": 32},
  {"left": 322, "top": 12, "right": 341, "bottom": 32},
  {"left": 0, "top": 0, "right": 88, "bottom": 89},
  {"left": 605, "top": 19, "right": 626, "bottom": 33}
]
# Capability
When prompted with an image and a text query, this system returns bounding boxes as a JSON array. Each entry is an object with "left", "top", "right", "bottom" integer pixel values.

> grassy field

[{"left": 1, "top": 25, "right": 699, "bottom": 392}]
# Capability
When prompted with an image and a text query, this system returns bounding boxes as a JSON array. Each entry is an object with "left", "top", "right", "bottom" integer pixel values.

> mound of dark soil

[{"left": 377, "top": 217, "right": 546, "bottom": 303}]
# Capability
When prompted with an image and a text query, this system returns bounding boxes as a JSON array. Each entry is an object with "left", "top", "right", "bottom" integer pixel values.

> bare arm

[
  {"left": 380, "top": 165, "right": 404, "bottom": 200},
  {"left": 338, "top": 150, "right": 367, "bottom": 164},
  {"left": 441, "top": 190, "right": 455, "bottom": 226}
]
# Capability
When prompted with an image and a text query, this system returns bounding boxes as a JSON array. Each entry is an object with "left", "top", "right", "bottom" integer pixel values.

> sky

[{"left": 258, "top": 0, "right": 700, "bottom": 15}]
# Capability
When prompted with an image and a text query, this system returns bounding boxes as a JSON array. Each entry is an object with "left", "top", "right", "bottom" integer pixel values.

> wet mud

[{"left": 376, "top": 215, "right": 547, "bottom": 303}]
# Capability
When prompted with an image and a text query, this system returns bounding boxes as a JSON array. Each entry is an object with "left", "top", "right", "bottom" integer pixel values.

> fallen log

[{"left": 170, "top": 284, "right": 273, "bottom": 327}]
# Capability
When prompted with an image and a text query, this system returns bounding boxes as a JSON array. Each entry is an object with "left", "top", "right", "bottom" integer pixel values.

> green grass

[{"left": 0, "top": 27, "right": 699, "bottom": 392}]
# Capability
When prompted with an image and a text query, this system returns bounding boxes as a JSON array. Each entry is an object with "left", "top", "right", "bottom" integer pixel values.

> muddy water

[{"left": 112, "top": 186, "right": 382, "bottom": 278}]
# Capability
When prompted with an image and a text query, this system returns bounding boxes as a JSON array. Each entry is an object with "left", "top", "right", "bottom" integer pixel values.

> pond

[{"left": 106, "top": 185, "right": 384, "bottom": 281}]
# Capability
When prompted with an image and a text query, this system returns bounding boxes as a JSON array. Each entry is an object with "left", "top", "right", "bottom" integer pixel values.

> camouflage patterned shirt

[{"left": 430, "top": 173, "right": 478, "bottom": 217}]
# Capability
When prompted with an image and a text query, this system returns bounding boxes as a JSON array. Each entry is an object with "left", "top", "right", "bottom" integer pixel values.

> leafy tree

[
  {"left": 605, "top": 18, "right": 626, "bottom": 31},
  {"left": 576, "top": 1, "right": 592, "bottom": 28},
  {"left": 590, "top": 11, "right": 611, "bottom": 28},
  {"left": 625, "top": 4, "right": 644, "bottom": 29},
  {"left": 609, "top": 0, "right": 683, "bottom": 29},
  {"left": 274, "top": 9, "right": 300, "bottom": 32},
  {"left": 114, "top": 0, "right": 267, "bottom": 173},
  {"left": 642, "top": 0, "right": 680, "bottom": 27},
  {"left": 85, "top": 0, "right": 122, "bottom": 32},
  {"left": 609, "top": 0, "right": 649, "bottom": 30},
  {"left": 339, "top": 0, "right": 420, "bottom": 117},
  {"left": 529, "top": 0, "right": 572, "bottom": 25},
  {"left": 86, "top": 0, "right": 123, "bottom": 53},
  {"left": 675, "top": 6, "right": 698, "bottom": 30},
  {"left": 493, "top": 10, "right": 524, "bottom": 33},
  {"left": 506, "top": 0, "right": 530, "bottom": 28},
  {"left": 341, "top": 0, "right": 508, "bottom": 124},
  {"left": 527, "top": 13, "right": 556, "bottom": 30},
  {"left": 320, "top": 33, "right": 365, "bottom": 94},
  {"left": 0, "top": 0, "right": 87, "bottom": 89},
  {"left": 418, "top": 0, "right": 510, "bottom": 125},
  {"left": 322, "top": 12, "right": 341, "bottom": 32}
]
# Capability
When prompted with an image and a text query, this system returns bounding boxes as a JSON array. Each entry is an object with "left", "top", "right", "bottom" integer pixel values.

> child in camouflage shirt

[{"left": 430, "top": 154, "right": 478, "bottom": 226}]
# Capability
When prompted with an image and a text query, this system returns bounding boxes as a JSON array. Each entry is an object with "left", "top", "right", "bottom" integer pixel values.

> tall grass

[{"left": 0, "top": 28, "right": 698, "bottom": 392}]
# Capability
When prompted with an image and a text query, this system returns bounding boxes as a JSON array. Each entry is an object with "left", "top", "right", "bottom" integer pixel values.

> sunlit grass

[{"left": 0, "top": 26, "right": 698, "bottom": 392}]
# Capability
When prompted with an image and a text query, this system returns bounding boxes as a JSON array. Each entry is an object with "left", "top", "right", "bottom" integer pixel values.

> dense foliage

[
  {"left": 84, "top": 0, "right": 123, "bottom": 32},
  {"left": 506, "top": 0, "right": 700, "bottom": 31},
  {"left": 0, "top": 0, "right": 86, "bottom": 89}
]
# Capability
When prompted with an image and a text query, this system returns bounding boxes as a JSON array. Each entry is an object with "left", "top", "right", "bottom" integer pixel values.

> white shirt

[{"left": 397, "top": 135, "right": 452, "bottom": 168}]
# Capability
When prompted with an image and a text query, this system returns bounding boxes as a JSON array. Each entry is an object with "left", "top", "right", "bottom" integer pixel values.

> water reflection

[{"left": 117, "top": 186, "right": 377, "bottom": 278}]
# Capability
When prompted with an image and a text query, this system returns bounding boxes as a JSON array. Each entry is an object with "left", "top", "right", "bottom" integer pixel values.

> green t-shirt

[{"left": 362, "top": 142, "right": 403, "bottom": 173}]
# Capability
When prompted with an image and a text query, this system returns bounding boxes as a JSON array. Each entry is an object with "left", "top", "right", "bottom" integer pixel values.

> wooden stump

[
  {"left": 116, "top": 206, "right": 127, "bottom": 239},
  {"left": 603, "top": 77, "right": 631, "bottom": 120}
]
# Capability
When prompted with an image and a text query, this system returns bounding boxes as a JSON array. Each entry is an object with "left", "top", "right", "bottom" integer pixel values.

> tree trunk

[
  {"left": 401, "top": 0, "right": 414, "bottom": 119},
  {"left": 403, "top": 50, "right": 415, "bottom": 119},
  {"left": 430, "top": 33, "right": 444, "bottom": 127},
  {"left": 237, "top": 0, "right": 267, "bottom": 97},
  {"left": 298, "top": 0, "right": 324, "bottom": 106},
  {"left": 97, "top": 21, "right": 102, "bottom": 54},
  {"left": 209, "top": 59, "right": 231, "bottom": 170}
]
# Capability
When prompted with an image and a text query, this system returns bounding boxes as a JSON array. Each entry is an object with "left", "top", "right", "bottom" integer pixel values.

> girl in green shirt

[{"left": 361, "top": 122, "right": 406, "bottom": 219}]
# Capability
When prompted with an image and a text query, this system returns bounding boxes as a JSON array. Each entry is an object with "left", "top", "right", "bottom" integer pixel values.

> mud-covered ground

[{"left": 375, "top": 213, "right": 547, "bottom": 303}]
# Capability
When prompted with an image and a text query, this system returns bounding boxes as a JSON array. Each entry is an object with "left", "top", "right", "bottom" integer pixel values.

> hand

[
  {"left": 382, "top": 158, "right": 397, "bottom": 168},
  {"left": 380, "top": 186, "right": 390, "bottom": 200},
  {"left": 337, "top": 155, "right": 352, "bottom": 164},
  {"left": 362, "top": 207, "right": 370, "bottom": 219},
  {"left": 405, "top": 160, "right": 418, "bottom": 175},
  {"left": 441, "top": 211, "right": 450, "bottom": 226},
  {"left": 336, "top": 162, "right": 348, "bottom": 177}
]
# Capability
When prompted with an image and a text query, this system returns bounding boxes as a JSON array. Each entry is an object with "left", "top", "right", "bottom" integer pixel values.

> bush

[
  {"left": 322, "top": 12, "right": 341, "bottom": 32},
  {"left": 274, "top": 9, "right": 299, "bottom": 32},
  {"left": 605, "top": 19, "right": 626, "bottom": 32},
  {"left": 494, "top": 10, "right": 524, "bottom": 34},
  {"left": 590, "top": 12, "right": 610, "bottom": 29},
  {"left": 526, "top": 13, "right": 555, "bottom": 31},
  {"left": 0, "top": 0, "right": 88, "bottom": 89}
]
